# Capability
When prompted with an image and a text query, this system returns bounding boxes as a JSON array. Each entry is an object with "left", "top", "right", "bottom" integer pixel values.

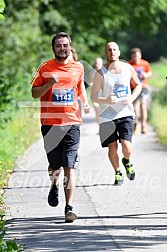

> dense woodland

[{"left": 1, "top": 0, "right": 167, "bottom": 121}]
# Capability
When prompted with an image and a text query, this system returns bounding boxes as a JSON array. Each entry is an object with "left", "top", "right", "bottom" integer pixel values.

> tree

[
  {"left": 38, "top": 0, "right": 167, "bottom": 62},
  {"left": 1, "top": 0, "right": 167, "bottom": 121},
  {"left": 0, "top": 0, "right": 42, "bottom": 122}
]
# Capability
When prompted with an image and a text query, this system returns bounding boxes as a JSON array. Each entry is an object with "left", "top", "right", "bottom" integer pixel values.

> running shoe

[
  {"left": 65, "top": 205, "right": 77, "bottom": 223},
  {"left": 114, "top": 172, "right": 124, "bottom": 185},
  {"left": 133, "top": 123, "right": 138, "bottom": 135},
  {"left": 48, "top": 184, "right": 59, "bottom": 207},
  {"left": 141, "top": 127, "right": 147, "bottom": 134},
  {"left": 122, "top": 158, "right": 135, "bottom": 180}
]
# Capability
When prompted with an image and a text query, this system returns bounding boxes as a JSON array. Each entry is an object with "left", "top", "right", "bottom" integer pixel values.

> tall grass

[{"left": 149, "top": 58, "right": 167, "bottom": 147}]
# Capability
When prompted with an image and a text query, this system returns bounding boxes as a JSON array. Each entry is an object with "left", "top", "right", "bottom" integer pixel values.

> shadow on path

[{"left": 6, "top": 212, "right": 167, "bottom": 251}]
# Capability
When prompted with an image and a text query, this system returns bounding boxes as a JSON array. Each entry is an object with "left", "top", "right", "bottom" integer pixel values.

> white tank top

[{"left": 99, "top": 62, "right": 135, "bottom": 124}]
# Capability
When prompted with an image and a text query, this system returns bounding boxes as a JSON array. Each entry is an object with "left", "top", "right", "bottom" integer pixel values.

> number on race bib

[
  {"left": 52, "top": 88, "right": 74, "bottom": 105},
  {"left": 113, "top": 86, "right": 128, "bottom": 99}
]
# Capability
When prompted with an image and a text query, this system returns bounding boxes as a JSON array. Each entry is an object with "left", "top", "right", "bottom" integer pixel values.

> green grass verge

[
  {"left": 148, "top": 58, "right": 167, "bottom": 148},
  {"left": 150, "top": 58, "right": 167, "bottom": 88},
  {"left": 0, "top": 107, "right": 40, "bottom": 251},
  {"left": 149, "top": 101, "right": 167, "bottom": 147}
]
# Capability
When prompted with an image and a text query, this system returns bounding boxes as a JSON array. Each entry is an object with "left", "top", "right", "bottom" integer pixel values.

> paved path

[{"left": 4, "top": 109, "right": 167, "bottom": 251}]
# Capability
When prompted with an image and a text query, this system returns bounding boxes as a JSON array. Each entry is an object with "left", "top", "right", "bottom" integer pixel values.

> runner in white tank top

[{"left": 91, "top": 41, "right": 142, "bottom": 185}]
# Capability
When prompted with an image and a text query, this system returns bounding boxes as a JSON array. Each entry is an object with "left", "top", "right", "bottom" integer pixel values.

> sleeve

[
  {"left": 146, "top": 62, "right": 151, "bottom": 72},
  {"left": 31, "top": 64, "right": 45, "bottom": 87},
  {"left": 77, "top": 63, "right": 85, "bottom": 96}
]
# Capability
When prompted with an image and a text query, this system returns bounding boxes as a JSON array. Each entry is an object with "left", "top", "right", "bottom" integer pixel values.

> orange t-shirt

[
  {"left": 129, "top": 59, "right": 151, "bottom": 89},
  {"left": 31, "top": 59, "right": 84, "bottom": 126}
]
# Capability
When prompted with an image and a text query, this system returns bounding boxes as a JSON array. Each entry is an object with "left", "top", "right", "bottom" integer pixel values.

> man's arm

[
  {"left": 91, "top": 70, "right": 105, "bottom": 104},
  {"left": 142, "top": 69, "right": 152, "bottom": 79},
  {"left": 130, "top": 66, "right": 142, "bottom": 102},
  {"left": 141, "top": 61, "right": 152, "bottom": 79},
  {"left": 78, "top": 80, "right": 90, "bottom": 114},
  {"left": 31, "top": 75, "right": 57, "bottom": 99},
  {"left": 91, "top": 70, "right": 118, "bottom": 105}
]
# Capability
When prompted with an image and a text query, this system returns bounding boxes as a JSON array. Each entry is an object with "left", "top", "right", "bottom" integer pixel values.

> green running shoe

[
  {"left": 122, "top": 158, "right": 135, "bottom": 180},
  {"left": 114, "top": 172, "right": 124, "bottom": 185}
]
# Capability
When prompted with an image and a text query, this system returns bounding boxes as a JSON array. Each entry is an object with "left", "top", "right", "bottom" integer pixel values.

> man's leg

[
  {"left": 108, "top": 141, "right": 119, "bottom": 172},
  {"left": 119, "top": 116, "right": 135, "bottom": 181},
  {"left": 99, "top": 121, "right": 123, "bottom": 185},
  {"left": 63, "top": 167, "right": 76, "bottom": 206},
  {"left": 41, "top": 125, "right": 63, "bottom": 207},
  {"left": 133, "top": 99, "right": 140, "bottom": 134},
  {"left": 63, "top": 167, "right": 77, "bottom": 222},
  {"left": 47, "top": 166, "right": 61, "bottom": 207},
  {"left": 140, "top": 101, "right": 147, "bottom": 133},
  {"left": 140, "top": 87, "right": 151, "bottom": 133},
  {"left": 121, "top": 139, "right": 132, "bottom": 160},
  {"left": 121, "top": 139, "right": 135, "bottom": 180},
  {"left": 48, "top": 165, "right": 61, "bottom": 185},
  {"left": 108, "top": 141, "right": 124, "bottom": 185},
  {"left": 62, "top": 125, "right": 80, "bottom": 223}
]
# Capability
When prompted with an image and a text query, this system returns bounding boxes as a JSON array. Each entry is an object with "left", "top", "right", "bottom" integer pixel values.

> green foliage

[
  {"left": 0, "top": 108, "right": 40, "bottom": 251},
  {"left": 39, "top": 3, "right": 71, "bottom": 34},
  {"left": 56, "top": 0, "right": 167, "bottom": 35},
  {"left": 150, "top": 58, "right": 167, "bottom": 88},
  {"left": 0, "top": 159, "right": 12, "bottom": 189},
  {"left": 0, "top": 230, "right": 23, "bottom": 252},
  {"left": 36, "top": 0, "right": 167, "bottom": 62},
  {"left": 149, "top": 59, "right": 167, "bottom": 147},
  {"left": 152, "top": 82, "right": 167, "bottom": 106},
  {"left": 0, "top": 1, "right": 42, "bottom": 122},
  {"left": 149, "top": 101, "right": 167, "bottom": 147},
  {"left": 124, "top": 13, "right": 167, "bottom": 62},
  {"left": 0, "top": 109, "right": 40, "bottom": 175},
  {"left": 0, "top": 0, "right": 5, "bottom": 19}
]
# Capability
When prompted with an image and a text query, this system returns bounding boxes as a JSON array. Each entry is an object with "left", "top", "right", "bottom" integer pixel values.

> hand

[
  {"left": 141, "top": 71, "right": 147, "bottom": 79},
  {"left": 122, "top": 95, "right": 132, "bottom": 106},
  {"left": 106, "top": 93, "right": 118, "bottom": 104},
  {"left": 83, "top": 103, "right": 91, "bottom": 114},
  {"left": 49, "top": 73, "right": 59, "bottom": 86}
]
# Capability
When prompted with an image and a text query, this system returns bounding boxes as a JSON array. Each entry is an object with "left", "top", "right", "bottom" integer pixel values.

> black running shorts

[
  {"left": 99, "top": 116, "right": 134, "bottom": 147},
  {"left": 41, "top": 125, "right": 80, "bottom": 170}
]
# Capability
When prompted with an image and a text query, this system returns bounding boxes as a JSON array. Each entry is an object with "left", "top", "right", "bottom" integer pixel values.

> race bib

[
  {"left": 52, "top": 88, "right": 74, "bottom": 106},
  {"left": 113, "top": 85, "right": 128, "bottom": 99}
]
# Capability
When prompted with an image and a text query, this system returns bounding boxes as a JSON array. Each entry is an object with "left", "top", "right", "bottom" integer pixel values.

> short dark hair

[
  {"left": 130, "top": 47, "right": 142, "bottom": 54},
  {"left": 52, "top": 32, "right": 71, "bottom": 48}
]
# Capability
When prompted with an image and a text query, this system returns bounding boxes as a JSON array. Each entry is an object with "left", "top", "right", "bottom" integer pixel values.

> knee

[
  {"left": 108, "top": 142, "right": 118, "bottom": 154},
  {"left": 64, "top": 167, "right": 75, "bottom": 177},
  {"left": 122, "top": 140, "right": 132, "bottom": 153},
  {"left": 48, "top": 165, "right": 60, "bottom": 181}
]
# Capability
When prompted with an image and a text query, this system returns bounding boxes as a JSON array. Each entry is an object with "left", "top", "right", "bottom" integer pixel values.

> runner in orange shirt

[
  {"left": 31, "top": 32, "right": 90, "bottom": 223},
  {"left": 129, "top": 48, "right": 152, "bottom": 134}
]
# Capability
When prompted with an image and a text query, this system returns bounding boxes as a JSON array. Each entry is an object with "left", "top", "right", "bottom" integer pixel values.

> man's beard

[{"left": 54, "top": 51, "right": 69, "bottom": 61}]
